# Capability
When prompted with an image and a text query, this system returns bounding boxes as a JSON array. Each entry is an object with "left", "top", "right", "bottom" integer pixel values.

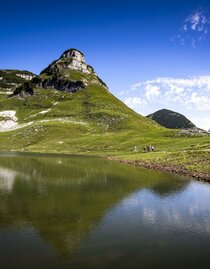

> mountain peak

[
  {"left": 61, "top": 48, "right": 85, "bottom": 60},
  {"left": 41, "top": 48, "right": 94, "bottom": 76},
  {"left": 11, "top": 48, "right": 107, "bottom": 96}
]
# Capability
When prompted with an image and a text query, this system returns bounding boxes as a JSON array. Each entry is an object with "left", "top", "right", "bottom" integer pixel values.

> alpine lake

[{"left": 0, "top": 152, "right": 210, "bottom": 269}]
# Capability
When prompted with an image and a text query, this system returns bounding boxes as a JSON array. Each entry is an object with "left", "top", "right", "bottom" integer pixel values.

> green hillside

[
  {"left": 0, "top": 49, "right": 209, "bottom": 179},
  {"left": 147, "top": 109, "right": 196, "bottom": 129},
  {"left": 0, "top": 80, "right": 166, "bottom": 152},
  {"left": 0, "top": 48, "right": 163, "bottom": 152}
]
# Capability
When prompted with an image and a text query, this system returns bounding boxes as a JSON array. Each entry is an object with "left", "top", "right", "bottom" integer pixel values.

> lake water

[{"left": 0, "top": 153, "right": 210, "bottom": 269}]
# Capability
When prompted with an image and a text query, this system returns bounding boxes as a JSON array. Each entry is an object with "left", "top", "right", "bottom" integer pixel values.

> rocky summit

[
  {"left": 20, "top": 48, "right": 108, "bottom": 94},
  {"left": 41, "top": 49, "right": 94, "bottom": 75}
]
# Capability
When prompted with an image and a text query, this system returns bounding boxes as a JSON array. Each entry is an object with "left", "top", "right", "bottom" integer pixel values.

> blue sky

[{"left": 1, "top": 0, "right": 210, "bottom": 129}]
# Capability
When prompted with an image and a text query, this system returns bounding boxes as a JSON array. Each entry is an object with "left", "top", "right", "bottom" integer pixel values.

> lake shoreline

[
  {"left": 107, "top": 156, "right": 210, "bottom": 182},
  {"left": 0, "top": 150, "right": 209, "bottom": 182}
]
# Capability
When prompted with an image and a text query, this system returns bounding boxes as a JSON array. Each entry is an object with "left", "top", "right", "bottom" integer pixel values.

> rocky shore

[{"left": 107, "top": 157, "right": 210, "bottom": 182}]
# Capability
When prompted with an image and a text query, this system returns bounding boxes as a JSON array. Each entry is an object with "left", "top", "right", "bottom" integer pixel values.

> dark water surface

[{"left": 0, "top": 153, "right": 210, "bottom": 269}]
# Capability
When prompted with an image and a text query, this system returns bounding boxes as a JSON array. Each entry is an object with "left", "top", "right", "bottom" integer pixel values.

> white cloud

[
  {"left": 185, "top": 92, "right": 210, "bottom": 110},
  {"left": 131, "top": 82, "right": 142, "bottom": 91},
  {"left": 185, "top": 11, "right": 208, "bottom": 32},
  {"left": 120, "top": 75, "right": 210, "bottom": 130},
  {"left": 145, "top": 85, "right": 160, "bottom": 101},
  {"left": 173, "top": 9, "right": 210, "bottom": 47},
  {"left": 124, "top": 97, "right": 147, "bottom": 109},
  {"left": 191, "top": 117, "right": 210, "bottom": 131}
]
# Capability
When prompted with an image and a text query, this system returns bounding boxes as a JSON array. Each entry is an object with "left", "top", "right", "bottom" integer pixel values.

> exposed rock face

[
  {"left": 60, "top": 49, "right": 92, "bottom": 74},
  {"left": 16, "top": 73, "right": 34, "bottom": 80},
  {"left": 178, "top": 127, "right": 209, "bottom": 137},
  {"left": 41, "top": 49, "right": 94, "bottom": 76},
  {"left": 11, "top": 82, "right": 34, "bottom": 97},
  {"left": 38, "top": 77, "right": 85, "bottom": 93},
  {"left": 37, "top": 48, "right": 107, "bottom": 93},
  {"left": 0, "top": 70, "right": 36, "bottom": 94},
  {"left": 147, "top": 109, "right": 195, "bottom": 129},
  {"left": 11, "top": 48, "right": 108, "bottom": 96}
]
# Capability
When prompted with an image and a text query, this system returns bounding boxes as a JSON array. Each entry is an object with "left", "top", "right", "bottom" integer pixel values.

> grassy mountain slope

[
  {"left": 0, "top": 49, "right": 209, "bottom": 179},
  {"left": 0, "top": 83, "right": 168, "bottom": 152},
  {"left": 0, "top": 48, "right": 164, "bottom": 153}
]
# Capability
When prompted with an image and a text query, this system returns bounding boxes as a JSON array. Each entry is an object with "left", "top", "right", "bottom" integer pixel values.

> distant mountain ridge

[
  {"left": 0, "top": 69, "right": 36, "bottom": 93},
  {"left": 147, "top": 109, "right": 196, "bottom": 129}
]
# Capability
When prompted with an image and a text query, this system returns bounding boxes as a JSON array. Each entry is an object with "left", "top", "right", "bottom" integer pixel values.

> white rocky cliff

[
  {"left": 16, "top": 73, "right": 35, "bottom": 80},
  {"left": 41, "top": 49, "right": 94, "bottom": 76},
  {"left": 58, "top": 49, "right": 93, "bottom": 74},
  {"left": 35, "top": 48, "right": 108, "bottom": 93}
]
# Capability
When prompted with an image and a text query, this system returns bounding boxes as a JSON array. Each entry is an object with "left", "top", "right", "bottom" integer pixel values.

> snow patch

[
  {"left": 0, "top": 111, "right": 18, "bottom": 131},
  {"left": 0, "top": 117, "right": 87, "bottom": 132},
  {"left": 0, "top": 120, "right": 18, "bottom": 131},
  {"left": 38, "top": 108, "right": 51, "bottom": 114},
  {"left": 0, "top": 91, "right": 13, "bottom": 95},
  {"left": 0, "top": 110, "right": 17, "bottom": 121},
  {"left": 28, "top": 108, "right": 52, "bottom": 118}
]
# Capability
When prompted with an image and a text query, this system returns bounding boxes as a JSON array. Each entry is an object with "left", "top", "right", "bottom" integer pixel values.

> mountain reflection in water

[{"left": 0, "top": 153, "right": 210, "bottom": 269}]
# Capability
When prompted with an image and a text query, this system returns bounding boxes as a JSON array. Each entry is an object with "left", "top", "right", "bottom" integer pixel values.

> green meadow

[{"left": 0, "top": 84, "right": 209, "bottom": 177}]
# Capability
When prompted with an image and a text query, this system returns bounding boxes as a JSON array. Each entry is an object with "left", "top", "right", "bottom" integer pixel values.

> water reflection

[
  {"left": 0, "top": 168, "right": 17, "bottom": 191},
  {"left": 0, "top": 153, "right": 210, "bottom": 269},
  {"left": 71, "top": 184, "right": 210, "bottom": 269}
]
